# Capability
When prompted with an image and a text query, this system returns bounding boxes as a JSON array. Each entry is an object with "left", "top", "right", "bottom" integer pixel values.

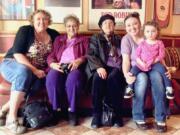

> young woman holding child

[
  {"left": 121, "top": 12, "right": 172, "bottom": 133},
  {"left": 124, "top": 20, "right": 174, "bottom": 100}
]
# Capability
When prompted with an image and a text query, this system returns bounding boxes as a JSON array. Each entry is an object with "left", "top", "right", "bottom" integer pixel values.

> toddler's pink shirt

[{"left": 136, "top": 40, "right": 165, "bottom": 71}]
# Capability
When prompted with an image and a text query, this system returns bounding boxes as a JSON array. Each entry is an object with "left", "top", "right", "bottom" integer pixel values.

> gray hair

[{"left": 63, "top": 14, "right": 80, "bottom": 26}]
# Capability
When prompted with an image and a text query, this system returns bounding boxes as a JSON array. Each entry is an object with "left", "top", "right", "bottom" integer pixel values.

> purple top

[
  {"left": 121, "top": 34, "right": 139, "bottom": 66},
  {"left": 47, "top": 34, "right": 88, "bottom": 66},
  {"left": 136, "top": 40, "right": 165, "bottom": 71},
  {"left": 107, "top": 49, "right": 121, "bottom": 68},
  {"left": 59, "top": 38, "right": 76, "bottom": 64}
]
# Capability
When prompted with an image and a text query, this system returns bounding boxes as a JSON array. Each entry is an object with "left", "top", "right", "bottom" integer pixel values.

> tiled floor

[{"left": 1, "top": 115, "right": 180, "bottom": 135}]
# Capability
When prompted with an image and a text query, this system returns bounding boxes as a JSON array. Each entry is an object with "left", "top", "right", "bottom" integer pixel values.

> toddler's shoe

[
  {"left": 166, "top": 87, "right": 174, "bottom": 99},
  {"left": 124, "top": 87, "right": 134, "bottom": 99}
]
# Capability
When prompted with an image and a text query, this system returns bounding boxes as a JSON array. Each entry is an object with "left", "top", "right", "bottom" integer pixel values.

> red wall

[{"left": 0, "top": 33, "right": 180, "bottom": 54}]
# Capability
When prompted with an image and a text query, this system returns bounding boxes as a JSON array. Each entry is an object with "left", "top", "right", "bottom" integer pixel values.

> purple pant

[{"left": 46, "top": 69, "right": 84, "bottom": 112}]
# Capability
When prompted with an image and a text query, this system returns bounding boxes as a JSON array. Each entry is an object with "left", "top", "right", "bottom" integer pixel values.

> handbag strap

[
  {"left": 102, "top": 100, "right": 114, "bottom": 112},
  {"left": 24, "top": 79, "right": 36, "bottom": 107},
  {"left": 24, "top": 78, "right": 47, "bottom": 106}
]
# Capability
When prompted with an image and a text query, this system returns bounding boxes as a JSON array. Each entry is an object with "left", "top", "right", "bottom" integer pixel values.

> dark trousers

[{"left": 91, "top": 67, "right": 126, "bottom": 117}]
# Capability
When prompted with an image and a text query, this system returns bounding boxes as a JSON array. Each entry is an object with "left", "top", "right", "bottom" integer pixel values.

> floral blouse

[{"left": 26, "top": 40, "right": 52, "bottom": 70}]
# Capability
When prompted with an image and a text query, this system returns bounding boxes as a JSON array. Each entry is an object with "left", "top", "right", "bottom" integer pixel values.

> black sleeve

[
  {"left": 87, "top": 34, "right": 104, "bottom": 71},
  {"left": 13, "top": 26, "right": 30, "bottom": 54}
]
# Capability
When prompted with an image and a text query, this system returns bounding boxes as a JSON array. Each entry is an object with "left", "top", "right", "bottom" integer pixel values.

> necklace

[{"left": 35, "top": 31, "right": 50, "bottom": 44}]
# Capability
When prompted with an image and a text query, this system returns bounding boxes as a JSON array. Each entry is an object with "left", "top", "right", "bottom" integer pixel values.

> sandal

[
  {"left": 0, "top": 108, "right": 7, "bottom": 126},
  {"left": 5, "top": 120, "right": 27, "bottom": 134}
]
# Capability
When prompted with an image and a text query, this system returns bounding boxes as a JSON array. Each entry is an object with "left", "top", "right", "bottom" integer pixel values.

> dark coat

[{"left": 85, "top": 33, "right": 122, "bottom": 81}]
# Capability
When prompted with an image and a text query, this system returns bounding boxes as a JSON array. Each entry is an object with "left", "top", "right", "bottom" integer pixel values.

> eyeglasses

[{"left": 66, "top": 25, "right": 78, "bottom": 28}]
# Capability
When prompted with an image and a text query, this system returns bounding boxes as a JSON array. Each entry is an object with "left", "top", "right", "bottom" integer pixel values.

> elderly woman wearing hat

[{"left": 86, "top": 14, "right": 126, "bottom": 128}]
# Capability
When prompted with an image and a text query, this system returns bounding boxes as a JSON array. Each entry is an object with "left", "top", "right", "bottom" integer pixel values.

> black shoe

[
  {"left": 91, "top": 115, "right": 101, "bottom": 129},
  {"left": 53, "top": 110, "right": 62, "bottom": 118},
  {"left": 68, "top": 112, "right": 78, "bottom": 126},
  {"left": 135, "top": 122, "right": 148, "bottom": 130},
  {"left": 154, "top": 122, "right": 167, "bottom": 133},
  {"left": 49, "top": 110, "right": 61, "bottom": 125},
  {"left": 113, "top": 117, "right": 123, "bottom": 127},
  {"left": 124, "top": 87, "right": 134, "bottom": 99},
  {"left": 166, "top": 91, "right": 174, "bottom": 99}
]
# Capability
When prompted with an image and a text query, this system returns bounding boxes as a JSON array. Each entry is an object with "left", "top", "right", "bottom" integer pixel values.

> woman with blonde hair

[{"left": 0, "top": 9, "right": 59, "bottom": 134}]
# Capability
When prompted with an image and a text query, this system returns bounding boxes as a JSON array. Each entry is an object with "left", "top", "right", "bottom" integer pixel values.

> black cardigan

[{"left": 5, "top": 25, "right": 59, "bottom": 58}]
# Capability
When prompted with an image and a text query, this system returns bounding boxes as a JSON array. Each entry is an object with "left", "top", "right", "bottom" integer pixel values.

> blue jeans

[
  {"left": 129, "top": 62, "right": 171, "bottom": 89},
  {"left": 152, "top": 62, "right": 171, "bottom": 87},
  {"left": 0, "top": 59, "right": 44, "bottom": 94},
  {"left": 132, "top": 71, "right": 167, "bottom": 122}
]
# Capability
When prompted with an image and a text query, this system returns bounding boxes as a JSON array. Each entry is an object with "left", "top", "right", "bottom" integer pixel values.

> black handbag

[
  {"left": 101, "top": 101, "right": 115, "bottom": 126},
  {"left": 60, "top": 63, "right": 70, "bottom": 74},
  {"left": 22, "top": 96, "right": 54, "bottom": 129}
]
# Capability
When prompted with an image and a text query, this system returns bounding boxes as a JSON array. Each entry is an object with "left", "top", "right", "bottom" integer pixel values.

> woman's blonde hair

[
  {"left": 29, "top": 9, "right": 52, "bottom": 25},
  {"left": 63, "top": 14, "right": 80, "bottom": 26}
]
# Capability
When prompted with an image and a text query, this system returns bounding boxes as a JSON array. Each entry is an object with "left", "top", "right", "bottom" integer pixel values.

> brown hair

[
  {"left": 124, "top": 12, "right": 141, "bottom": 24},
  {"left": 143, "top": 20, "right": 160, "bottom": 39},
  {"left": 29, "top": 9, "right": 52, "bottom": 25},
  {"left": 63, "top": 14, "right": 80, "bottom": 26}
]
